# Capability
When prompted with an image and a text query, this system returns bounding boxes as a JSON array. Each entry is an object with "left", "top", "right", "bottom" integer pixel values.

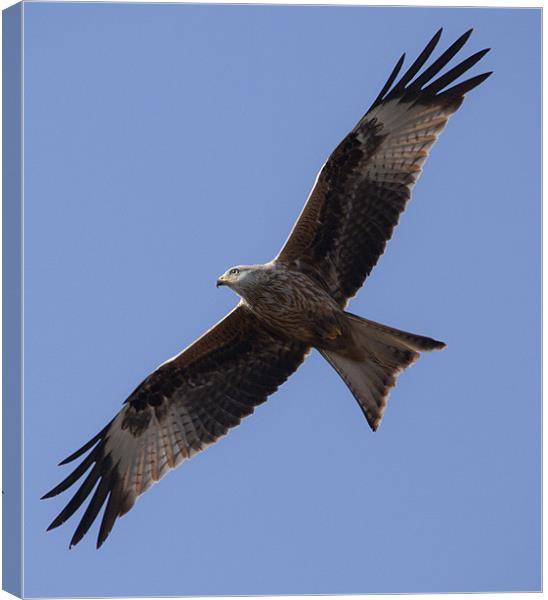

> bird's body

[
  {"left": 43, "top": 29, "right": 491, "bottom": 548},
  {"left": 221, "top": 264, "right": 347, "bottom": 349}
]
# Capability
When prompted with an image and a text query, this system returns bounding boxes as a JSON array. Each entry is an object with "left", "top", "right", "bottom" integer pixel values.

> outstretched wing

[
  {"left": 276, "top": 29, "right": 491, "bottom": 305},
  {"left": 43, "top": 305, "right": 308, "bottom": 548}
]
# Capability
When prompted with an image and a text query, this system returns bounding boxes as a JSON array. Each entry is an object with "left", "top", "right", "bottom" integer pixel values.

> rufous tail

[{"left": 320, "top": 313, "right": 445, "bottom": 431}]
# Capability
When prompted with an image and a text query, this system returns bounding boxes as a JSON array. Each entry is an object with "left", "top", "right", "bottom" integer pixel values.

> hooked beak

[{"left": 216, "top": 275, "right": 227, "bottom": 288}]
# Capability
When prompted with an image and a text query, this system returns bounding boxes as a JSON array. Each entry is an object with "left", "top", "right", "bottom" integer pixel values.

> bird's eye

[{"left": 230, "top": 268, "right": 240, "bottom": 275}]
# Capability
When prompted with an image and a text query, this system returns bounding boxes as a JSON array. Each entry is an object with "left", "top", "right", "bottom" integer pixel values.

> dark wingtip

[
  {"left": 439, "top": 70, "right": 493, "bottom": 100},
  {"left": 46, "top": 519, "right": 61, "bottom": 532},
  {"left": 447, "top": 28, "right": 474, "bottom": 53},
  {"left": 422, "top": 47, "right": 492, "bottom": 97},
  {"left": 59, "top": 452, "right": 82, "bottom": 466},
  {"left": 369, "top": 52, "right": 406, "bottom": 110},
  {"left": 58, "top": 421, "right": 111, "bottom": 465},
  {"left": 393, "top": 53, "right": 406, "bottom": 76},
  {"left": 97, "top": 518, "right": 112, "bottom": 549}
]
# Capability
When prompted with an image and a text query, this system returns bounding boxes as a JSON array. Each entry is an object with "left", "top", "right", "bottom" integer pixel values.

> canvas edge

[{"left": 3, "top": 2, "right": 23, "bottom": 598}]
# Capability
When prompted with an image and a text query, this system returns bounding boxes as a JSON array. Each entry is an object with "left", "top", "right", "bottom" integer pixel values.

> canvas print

[{"left": 3, "top": 2, "right": 541, "bottom": 597}]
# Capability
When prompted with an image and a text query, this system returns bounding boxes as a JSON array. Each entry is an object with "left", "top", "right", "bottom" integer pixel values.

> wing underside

[
  {"left": 276, "top": 29, "right": 491, "bottom": 305},
  {"left": 43, "top": 305, "right": 308, "bottom": 547}
]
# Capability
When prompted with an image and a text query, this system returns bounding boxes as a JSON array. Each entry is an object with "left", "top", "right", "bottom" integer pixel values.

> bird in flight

[{"left": 43, "top": 29, "right": 491, "bottom": 548}]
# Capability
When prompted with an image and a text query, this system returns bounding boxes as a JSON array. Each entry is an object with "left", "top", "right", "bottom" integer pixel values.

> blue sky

[{"left": 21, "top": 3, "right": 540, "bottom": 597}]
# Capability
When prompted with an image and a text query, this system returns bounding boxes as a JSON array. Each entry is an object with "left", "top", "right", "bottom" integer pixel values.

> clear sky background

[{"left": 21, "top": 3, "right": 540, "bottom": 597}]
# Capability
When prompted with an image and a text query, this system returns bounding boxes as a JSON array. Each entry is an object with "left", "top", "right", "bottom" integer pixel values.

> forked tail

[{"left": 320, "top": 313, "right": 445, "bottom": 431}]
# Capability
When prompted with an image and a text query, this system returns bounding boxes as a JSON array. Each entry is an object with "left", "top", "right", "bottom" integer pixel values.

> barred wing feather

[
  {"left": 276, "top": 29, "right": 491, "bottom": 305},
  {"left": 43, "top": 305, "right": 308, "bottom": 548}
]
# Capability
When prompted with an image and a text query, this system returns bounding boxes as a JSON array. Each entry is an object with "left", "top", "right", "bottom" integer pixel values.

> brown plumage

[{"left": 43, "top": 29, "right": 491, "bottom": 548}]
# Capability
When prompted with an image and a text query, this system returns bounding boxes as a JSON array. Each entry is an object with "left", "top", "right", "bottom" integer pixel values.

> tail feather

[
  {"left": 320, "top": 313, "right": 445, "bottom": 431},
  {"left": 345, "top": 312, "right": 446, "bottom": 352}
]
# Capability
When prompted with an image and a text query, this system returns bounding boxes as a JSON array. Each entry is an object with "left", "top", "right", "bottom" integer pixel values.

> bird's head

[{"left": 216, "top": 265, "right": 257, "bottom": 293}]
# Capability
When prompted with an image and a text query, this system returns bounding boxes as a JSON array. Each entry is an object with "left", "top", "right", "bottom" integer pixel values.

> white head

[{"left": 216, "top": 265, "right": 259, "bottom": 295}]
